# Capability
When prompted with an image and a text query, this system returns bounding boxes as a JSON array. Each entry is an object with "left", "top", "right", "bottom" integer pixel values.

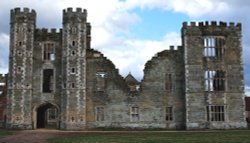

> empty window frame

[
  {"left": 42, "top": 69, "right": 54, "bottom": 93},
  {"left": 166, "top": 107, "right": 173, "bottom": 121},
  {"left": 96, "top": 106, "right": 105, "bottom": 121},
  {"left": 206, "top": 105, "right": 225, "bottom": 121},
  {"left": 165, "top": 73, "right": 173, "bottom": 91},
  {"left": 204, "top": 70, "right": 225, "bottom": 91},
  {"left": 96, "top": 72, "right": 107, "bottom": 92},
  {"left": 43, "top": 43, "right": 55, "bottom": 61},
  {"left": 130, "top": 106, "right": 139, "bottom": 122},
  {"left": 203, "top": 37, "right": 225, "bottom": 58}
]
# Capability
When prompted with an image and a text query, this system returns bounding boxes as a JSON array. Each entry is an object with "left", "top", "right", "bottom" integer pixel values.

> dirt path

[{"left": 0, "top": 129, "right": 60, "bottom": 143}]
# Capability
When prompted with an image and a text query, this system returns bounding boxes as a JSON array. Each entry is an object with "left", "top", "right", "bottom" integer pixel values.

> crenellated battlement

[
  {"left": 11, "top": 7, "right": 36, "bottom": 14},
  {"left": 63, "top": 7, "right": 87, "bottom": 14},
  {"left": 10, "top": 7, "right": 36, "bottom": 24},
  {"left": 0, "top": 74, "right": 7, "bottom": 82},
  {"left": 182, "top": 21, "right": 241, "bottom": 30},
  {"left": 168, "top": 45, "right": 183, "bottom": 51},
  {"left": 63, "top": 7, "right": 88, "bottom": 23},
  {"left": 35, "top": 28, "right": 62, "bottom": 34}
]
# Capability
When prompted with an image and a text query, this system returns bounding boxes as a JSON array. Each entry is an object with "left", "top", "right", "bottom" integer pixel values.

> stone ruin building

[{"left": 2, "top": 7, "right": 247, "bottom": 130}]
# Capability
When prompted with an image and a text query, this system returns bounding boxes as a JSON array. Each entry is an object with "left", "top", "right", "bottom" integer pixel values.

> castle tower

[
  {"left": 182, "top": 21, "right": 246, "bottom": 129},
  {"left": 7, "top": 8, "right": 36, "bottom": 128},
  {"left": 61, "top": 8, "right": 90, "bottom": 129}
]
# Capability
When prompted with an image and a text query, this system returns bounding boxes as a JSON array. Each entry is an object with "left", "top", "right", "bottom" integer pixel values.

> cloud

[
  {"left": 245, "top": 86, "right": 250, "bottom": 96},
  {"left": 0, "top": 33, "right": 9, "bottom": 73},
  {"left": 99, "top": 32, "right": 181, "bottom": 79}
]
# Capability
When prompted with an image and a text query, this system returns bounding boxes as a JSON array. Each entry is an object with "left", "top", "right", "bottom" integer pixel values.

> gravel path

[{"left": 0, "top": 129, "right": 60, "bottom": 143}]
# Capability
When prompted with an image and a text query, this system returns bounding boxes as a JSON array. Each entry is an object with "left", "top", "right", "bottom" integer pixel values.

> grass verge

[
  {"left": 49, "top": 130, "right": 250, "bottom": 143},
  {"left": 0, "top": 130, "right": 13, "bottom": 138}
]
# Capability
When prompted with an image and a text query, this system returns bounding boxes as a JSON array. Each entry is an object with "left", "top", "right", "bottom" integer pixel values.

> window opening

[
  {"left": 203, "top": 37, "right": 225, "bottom": 58},
  {"left": 72, "top": 41, "right": 76, "bottom": 46},
  {"left": 165, "top": 73, "right": 173, "bottom": 91},
  {"left": 166, "top": 107, "right": 173, "bottom": 121},
  {"left": 96, "top": 107, "right": 105, "bottom": 121},
  {"left": 71, "top": 68, "right": 76, "bottom": 74},
  {"left": 207, "top": 105, "right": 225, "bottom": 121},
  {"left": 17, "top": 66, "right": 22, "bottom": 74},
  {"left": 130, "top": 106, "right": 139, "bottom": 122},
  {"left": 43, "top": 43, "right": 55, "bottom": 61},
  {"left": 204, "top": 70, "right": 225, "bottom": 91},
  {"left": 96, "top": 72, "right": 107, "bottom": 92},
  {"left": 72, "top": 50, "right": 76, "bottom": 56},
  {"left": 17, "top": 51, "right": 22, "bottom": 56},
  {"left": 42, "top": 69, "right": 54, "bottom": 93}
]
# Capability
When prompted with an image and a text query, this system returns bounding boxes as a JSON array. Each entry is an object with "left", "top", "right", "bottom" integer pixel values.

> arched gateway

[{"left": 34, "top": 103, "right": 59, "bottom": 129}]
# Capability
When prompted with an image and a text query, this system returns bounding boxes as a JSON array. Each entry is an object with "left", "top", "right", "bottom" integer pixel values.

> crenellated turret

[
  {"left": 182, "top": 21, "right": 246, "bottom": 129},
  {"left": 63, "top": 7, "right": 87, "bottom": 24},
  {"left": 61, "top": 7, "right": 90, "bottom": 130},
  {"left": 7, "top": 7, "right": 36, "bottom": 129}
]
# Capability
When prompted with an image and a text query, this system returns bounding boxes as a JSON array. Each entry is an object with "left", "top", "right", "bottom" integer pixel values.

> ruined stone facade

[
  {"left": 0, "top": 74, "right": 7, "bottom": 127},
  {"left": 6, "top": 7, "right": 247, "bottom": 130}
]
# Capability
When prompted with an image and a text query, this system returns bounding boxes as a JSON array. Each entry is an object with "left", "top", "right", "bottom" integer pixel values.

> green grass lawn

[
  {"left": 0, "top": 130, "right": 13, "bottom": 138},
  {"left": 49, "top": 130, "right": 250, "bottom": 143}
]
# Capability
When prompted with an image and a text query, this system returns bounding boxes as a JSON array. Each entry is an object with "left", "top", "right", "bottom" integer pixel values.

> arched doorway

[{"left": 36, "top": 103, "right": 59, "bottom": 129}]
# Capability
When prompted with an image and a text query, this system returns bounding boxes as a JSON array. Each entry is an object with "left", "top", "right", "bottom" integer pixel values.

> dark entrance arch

[{"left": 36, "top": 103, "right": 58, "bottom": 128}]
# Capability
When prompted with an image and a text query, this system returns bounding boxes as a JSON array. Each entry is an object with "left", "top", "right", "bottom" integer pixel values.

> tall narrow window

[
  {"left": 130, "top": 106, "right": 139, "bottom": 122},
  {"left": 207, "top": 105, "right": 225, "bottom": 121},
  {"left": 96, "top": 107, "right": 105, "bottom": 121},
  {"left": 43, "top": 43, "right": 55, "bottom": 61},
  {"left": 204, "top": 37, "right": 215, "bottom": 57},
  {"left": 96, "top": 72, "right": 107, "bottom": 92},
  {"left": 43, "top": 69, "right": 54, "bottom": 93},
  {"left": 213, "top": 70, "right": 225, "bottom": 91},
  {"left": 166, "top": 107, "right": 173, "bottom": 121},
  {"left": 71, "top": 50, "right": 76, "bottom": 56},
  {"left": 204, "top": 70, "right": 225, "bottom": 91},
  {"left": 204, "top": 70, "right": 216, "bottom": 91},
  {"left": 71, "top": 68, "right": 76, "bottom": 74},
  {"left": 215, "top": 37, "right": 225, "bottom": 58},
  {"left": 72, "top": 41, "right": 76, "bottom": 46},
  {"left": 165, "top": 73, "right": 172, "bottom": 91},
  {"left": 19, "top": 41, "right": 22, "bottom": 46}
]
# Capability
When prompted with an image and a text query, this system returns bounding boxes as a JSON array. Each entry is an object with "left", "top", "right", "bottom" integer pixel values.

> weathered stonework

[{"left": 5, "top": 8, "right": 247, "bottom": 130}]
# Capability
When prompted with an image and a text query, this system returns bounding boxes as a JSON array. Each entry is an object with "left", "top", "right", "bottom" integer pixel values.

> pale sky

[{"left": 0, "top": 0, "right": 249, "bottom": 95}]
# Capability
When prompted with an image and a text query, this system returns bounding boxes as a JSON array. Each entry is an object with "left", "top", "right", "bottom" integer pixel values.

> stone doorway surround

[{"left": 33, "top": 102, "right": 59, "bottom": 129}]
